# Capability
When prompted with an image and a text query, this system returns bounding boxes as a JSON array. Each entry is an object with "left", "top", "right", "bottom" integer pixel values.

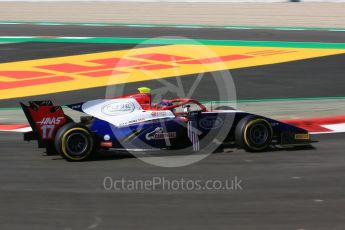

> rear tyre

[
  {"left": 55, "top": 123, "right": 95, "bottom": 161},
  {"left": 45, "top": 142, "right": 58, "bottom": 156},
  {"left": 235, "top": 115, "right": 273, "bottom": 152}
]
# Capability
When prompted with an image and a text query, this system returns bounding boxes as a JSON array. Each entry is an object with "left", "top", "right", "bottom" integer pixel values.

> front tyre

[
  {"left": 55, "top": 123, "right": 95, "bottom": 161},
  {"left": 235, "top": 115, "right": 273, "bottom": 152}
]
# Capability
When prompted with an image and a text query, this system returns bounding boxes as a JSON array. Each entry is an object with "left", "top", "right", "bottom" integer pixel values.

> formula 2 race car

[{"left": 20, "top": 87, "right": 311, "bottom": 161}]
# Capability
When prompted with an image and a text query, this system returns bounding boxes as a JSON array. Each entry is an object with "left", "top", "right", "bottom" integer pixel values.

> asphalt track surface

[
  {"left": 1, "top": 24, "right": 345, "bottom": 43},
  {"left": 1, "top": 132, "right": 345, "bottom": 230},
  {"left": 1, "top": 25, "right": 345, "bottom": 229}
]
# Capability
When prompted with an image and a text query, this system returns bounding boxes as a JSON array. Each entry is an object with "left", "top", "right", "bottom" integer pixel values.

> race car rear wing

[{"left": 20, "top": 101, "right": 71, "bottom": 146}]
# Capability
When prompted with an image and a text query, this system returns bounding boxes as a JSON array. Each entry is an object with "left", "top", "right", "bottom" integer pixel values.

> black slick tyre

[
  {"left": 235, "top": 115, "right": 273, "bottom": 152},
  {"left": 55, "top": 123, "right": 95, "bottom": 161}
]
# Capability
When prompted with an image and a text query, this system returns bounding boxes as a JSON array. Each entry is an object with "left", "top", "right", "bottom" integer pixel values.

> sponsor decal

[
  {"left": 101, "top": 101, "right": 135, "bottom": 116},
  {"left": 295, "top": 133, "right": 310, "bottom": 140},
  {"left": 100, "top": 141, "right": 113, "bottom": 148},
  {"left": 271, "top": 122, "right": 280, "bottom": 127},
  {"left": 35, "top": 117, "right": 65, "bottom": 139},
  {"left": 199, "top": 116, "right": 223, "bottom": 130},
  {"left": 36, "top": 117, "right": 64, "bottom": 125},
  {"left": 71, "top": 104, "right": 82, "bottom": 110},
  {"left": 154, "top": 132, "right": 177, "bottom": 139},
  {"left": 151, "top": 111, "right": 168, "bottom": 117},
  {"left": 118, "top": 117, "right": 146, "bottom": 127},
  {"left": 36, "top": 101, "right": 52, "bottom": 106},
  {"left": 145, "top": 127, "right": 177, "bottom": 140}
]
